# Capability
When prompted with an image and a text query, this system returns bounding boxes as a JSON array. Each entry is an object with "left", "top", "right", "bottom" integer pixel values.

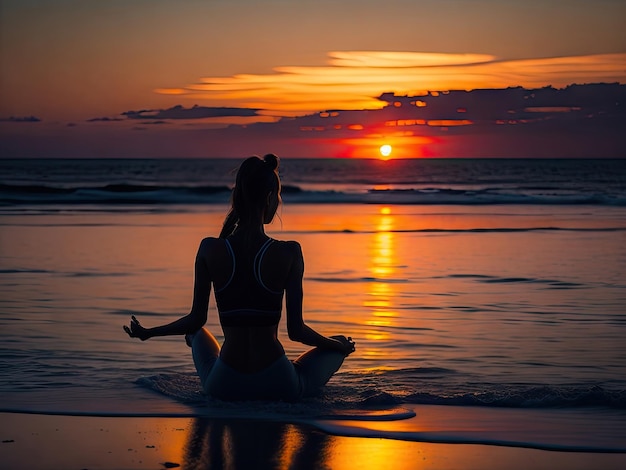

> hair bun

[{"left": 263, "top": 153, "right": 279, "bottom": 170}]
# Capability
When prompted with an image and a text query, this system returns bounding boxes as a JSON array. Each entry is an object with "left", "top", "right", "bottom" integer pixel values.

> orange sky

[
  {"left": 156, "top": 51, "right": 626, "bottom": 116},
  {"left": 1, "top": 0, "right": 625, "bottom": 158}
]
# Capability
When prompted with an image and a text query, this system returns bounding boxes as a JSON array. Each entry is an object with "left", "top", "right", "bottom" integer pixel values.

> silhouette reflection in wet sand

[{"left": 183, "top": 418, "right": 332, "bottom": 469}]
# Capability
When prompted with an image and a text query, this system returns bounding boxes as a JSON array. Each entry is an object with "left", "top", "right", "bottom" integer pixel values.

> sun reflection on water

[{"left": 363, "top": 207, "right": 400, "bottom": 353}]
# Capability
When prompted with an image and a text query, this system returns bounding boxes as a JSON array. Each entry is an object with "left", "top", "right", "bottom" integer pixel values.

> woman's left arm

[{"left": 124, "top": 239, "right": 212, "bottom": 341}]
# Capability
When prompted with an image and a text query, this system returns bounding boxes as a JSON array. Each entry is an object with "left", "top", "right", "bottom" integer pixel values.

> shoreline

[{"left": 2, "top": 411, "right": 625, "bottom": 470}]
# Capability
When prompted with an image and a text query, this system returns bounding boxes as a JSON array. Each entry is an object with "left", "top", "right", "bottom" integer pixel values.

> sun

[{"left": 379, "top": 144, "right": 392, "bottom": 159}]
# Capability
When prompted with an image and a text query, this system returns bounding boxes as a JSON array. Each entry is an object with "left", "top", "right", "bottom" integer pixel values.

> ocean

[{"left": 1, "top": 158, "right": 625, "bottom": 453}]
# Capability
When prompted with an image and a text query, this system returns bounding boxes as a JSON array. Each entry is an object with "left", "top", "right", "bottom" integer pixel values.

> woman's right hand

[
  {"left": 330, "top": 335, "right": 356, "bottom": 356},
  {"left": 123, "top": 315, "right": 151, "bottom": 341}
]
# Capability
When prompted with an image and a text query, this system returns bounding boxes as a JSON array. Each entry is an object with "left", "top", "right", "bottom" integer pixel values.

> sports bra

[{"left": 214, "top": 237, "right": 284, "bottom": 327}]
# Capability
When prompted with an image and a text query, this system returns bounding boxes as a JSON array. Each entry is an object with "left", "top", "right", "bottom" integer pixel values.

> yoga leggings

[{"left": 190, "top": 328, "right": 345, "bottom": 402}]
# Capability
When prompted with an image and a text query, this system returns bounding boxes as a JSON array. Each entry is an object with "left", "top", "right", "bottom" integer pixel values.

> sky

[{"left": 1, "top": 0, "right": 625, "bottom": 158}]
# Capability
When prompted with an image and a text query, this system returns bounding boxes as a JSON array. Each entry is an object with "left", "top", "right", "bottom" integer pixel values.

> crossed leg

[
  {"left": 189, "top": 327, "right": 346, "bottom": 399},
  {"left": 189, "top": 328, "right": 220, "bottom": 389},
  {"left": 292, "top": 347, "right": 346, "bottom": 397}
]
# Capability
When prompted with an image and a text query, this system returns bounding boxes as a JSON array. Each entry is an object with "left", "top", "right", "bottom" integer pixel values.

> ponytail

[
  {"left": 219, "top": 154, "right": 280, "bottom": 238},
  {"left": 219, "top": 209, "right": 238, "bottom": 238}
]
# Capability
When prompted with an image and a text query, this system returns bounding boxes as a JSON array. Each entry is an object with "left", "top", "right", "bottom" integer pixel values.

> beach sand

[{"left": 2, "top": 410, "right": 625, "bottom": 470}]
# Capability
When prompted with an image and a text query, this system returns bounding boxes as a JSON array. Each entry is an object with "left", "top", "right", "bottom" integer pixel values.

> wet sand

[{"left": 2, "top": 412, "right": 625, "bottom": 470}]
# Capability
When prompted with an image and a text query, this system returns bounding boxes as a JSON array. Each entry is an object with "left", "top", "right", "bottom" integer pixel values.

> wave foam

[{"left": 2, "top": 182, "right": 626, "bottom": 207}]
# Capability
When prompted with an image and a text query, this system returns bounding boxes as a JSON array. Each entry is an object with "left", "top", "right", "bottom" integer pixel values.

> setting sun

[{"left": 379, "top": 144, "right": 393, "bottom": 159}]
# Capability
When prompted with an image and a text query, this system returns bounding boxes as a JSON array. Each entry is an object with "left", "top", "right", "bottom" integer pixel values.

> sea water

[{"left": 1, "top": 158, "right": 625, "bottom": 452}]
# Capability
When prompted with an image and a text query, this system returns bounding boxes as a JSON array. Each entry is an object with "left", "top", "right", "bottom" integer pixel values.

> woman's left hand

[
  {"left": 123, "top": 315, "right": 151, "bottom": 341},
  {"left": 330, "top": 335, "right": 356, "bottom": 356}
]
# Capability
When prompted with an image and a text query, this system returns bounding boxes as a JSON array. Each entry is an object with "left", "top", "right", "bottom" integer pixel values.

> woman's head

[{"left": 220, "top": 154, "right": 281, "bottom": 238}]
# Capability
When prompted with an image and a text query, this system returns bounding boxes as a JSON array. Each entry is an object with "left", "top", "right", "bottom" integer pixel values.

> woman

[{"left": 124, "top": 154, "right": 355, "bottom": 401}]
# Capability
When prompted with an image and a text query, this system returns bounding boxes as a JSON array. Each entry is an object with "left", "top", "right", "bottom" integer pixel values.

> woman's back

[
  {"left": 204, "top": 234, "right": 299, "bottom": 372},
  {"left": 215, "top": 235, "right": 283, "bottom": 325}
]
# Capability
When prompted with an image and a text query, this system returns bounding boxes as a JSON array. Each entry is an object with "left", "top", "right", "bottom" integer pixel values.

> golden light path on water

[{"left": 363, "top": 207, "right": 399, "bottom": 362}]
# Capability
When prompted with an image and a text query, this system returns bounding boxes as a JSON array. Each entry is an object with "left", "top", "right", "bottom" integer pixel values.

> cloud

[
  {"left": 155, "top": 51, "right": 626, "bottom": 116},
  {"left": 0, "top": 115, "right": 41, "bottom": 122},
  {"left": 121, "top": 104, "right": 259, "bottom": 120},
  {"left": 186, "top": 82, "right": 626, "bottom": 159},
  {"left": 3, "top": 84, "right": 623, "bottom": 159},
  {"left": 326, "top": 51, "right": 495, "bottom": 68},
  {"left": 86, "top": 116, "right": 125, "bottom": 122}
]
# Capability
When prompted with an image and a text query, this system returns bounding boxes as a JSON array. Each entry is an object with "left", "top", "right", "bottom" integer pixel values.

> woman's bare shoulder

[
  {"left": 197, "top": 237, "right": 228, "bottom": 260},
  {"left": 274, "top": 239, "right": 302, "bottom": 254},
  {"left": 199, "top": 236, "right": 221, "bottom": 244},
  {"left": 198, "top": 236, "right": 222, "bottom": 249}
]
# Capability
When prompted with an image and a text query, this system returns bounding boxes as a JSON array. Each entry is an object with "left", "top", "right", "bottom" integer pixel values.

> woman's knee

[
  {"left": 294, "top": 347, "right": 345, "bottom": 368},
  {"left": 191, "top": 328, "right": 220, "bottom": 374},
  {"left": 191, "top": 328, "right": 220, "bottom": 354},
  {"left": 293, "top": 348, "right": 345, "bottom": 393}
]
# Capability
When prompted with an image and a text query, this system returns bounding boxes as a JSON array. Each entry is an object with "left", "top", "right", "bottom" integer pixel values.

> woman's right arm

[
  {"left": 124, "top": 238, "right": 212, "bottom": 340},
  {"left": 284, "top": 242, "right": 355, "bottom": 355}
]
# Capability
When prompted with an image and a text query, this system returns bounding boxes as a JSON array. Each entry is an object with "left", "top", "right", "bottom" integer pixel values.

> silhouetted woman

[{"left": 124, "top": 154, "right": 355, "bottom": 401}]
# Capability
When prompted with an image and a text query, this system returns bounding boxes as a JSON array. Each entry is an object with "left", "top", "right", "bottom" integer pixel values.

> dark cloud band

[{"left": 121, "top": 105, "right": 260, "bottom": 120}]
